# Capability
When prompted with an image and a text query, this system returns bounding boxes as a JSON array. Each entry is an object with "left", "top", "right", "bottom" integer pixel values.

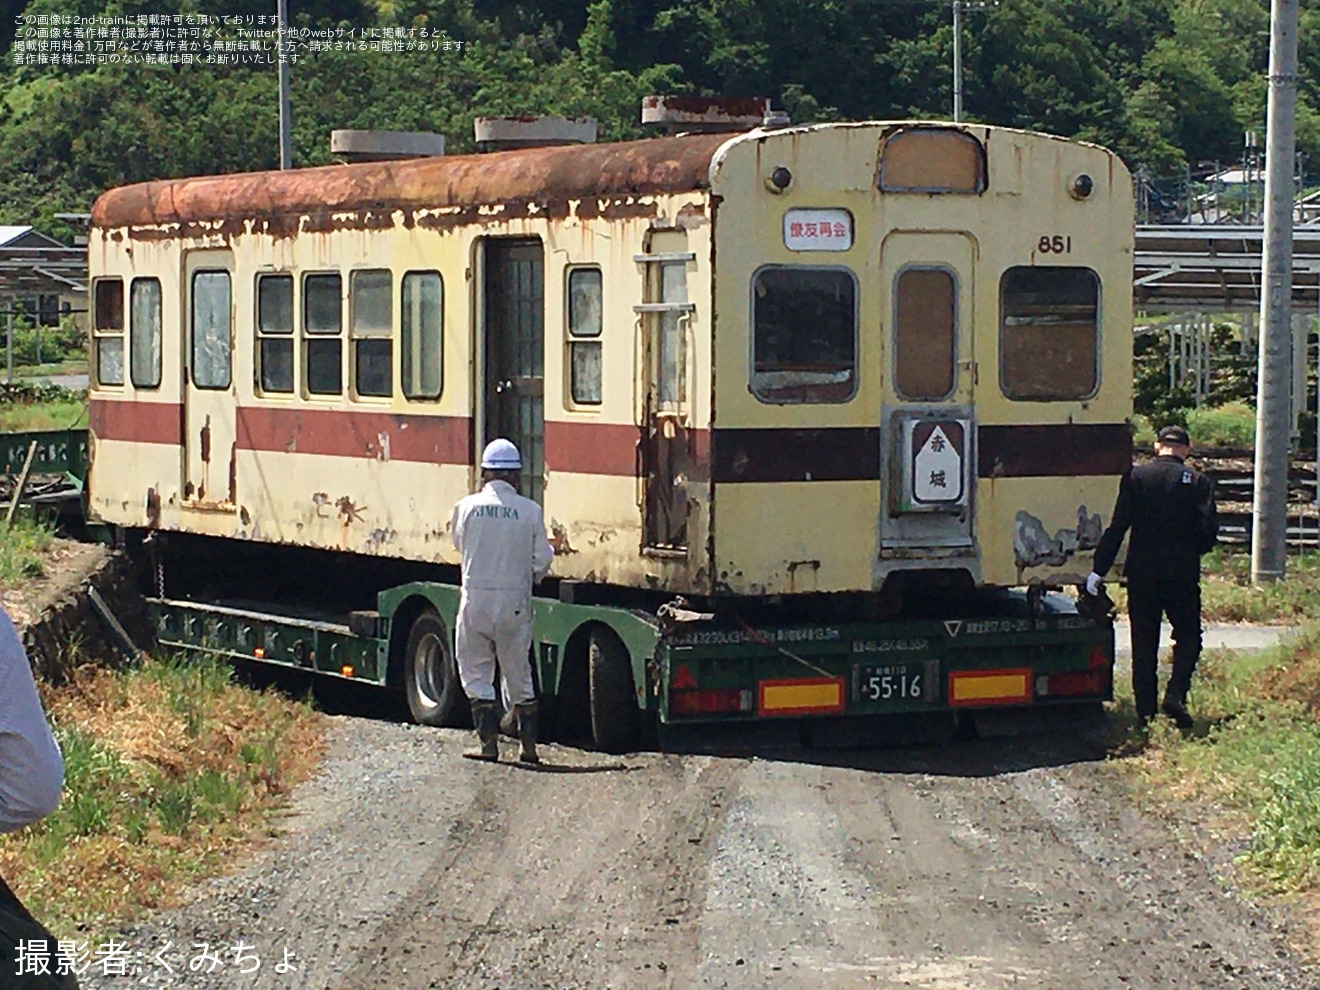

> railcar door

[
  {"left": 482, "top": 239, "right": 545, "bottom": 504},
  {"left": 182, "top": 249, "right": 237, "bottom": 509},
  {"left": 879, "top": 232, "right": 976, "bottom": 551},
  {"left": 637, "top": 230, "right": 695, "bottom": 551}
]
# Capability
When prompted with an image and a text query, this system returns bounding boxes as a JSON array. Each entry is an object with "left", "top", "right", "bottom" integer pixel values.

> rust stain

[
  {"left": 145, "top": 487, "right": 161, "bottom": 528},
  {"left": 93, "top": 133, "right": 731, "bottom": 237},
  {"left": 548, "top": 521, "right": 577, "bottom": 556},
  {"left": 228, "top": 442, "right": 237, "bottom": 504},
  {"left": 312, "top": 492, "right": 331, "bottom": 518},
  {"left": 199, "top": 418, "right": 211, "bottom": 463},
  {"left": 336, "top": 496, "right": 365, "bottom": 525},
  {"left": 642, "top": 95, "right": 767, "bottom": 118}
]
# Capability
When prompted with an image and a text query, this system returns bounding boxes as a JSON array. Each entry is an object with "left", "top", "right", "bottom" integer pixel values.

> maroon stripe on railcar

[
  {"left": 89, "top": 399, "right": 184, "bottom": 445},
  {"left": 977, "top": 423, "right": 1131, "bottom": 478},
  {"left": 235, "top": 406, "right": 471, "bottom": 464}
]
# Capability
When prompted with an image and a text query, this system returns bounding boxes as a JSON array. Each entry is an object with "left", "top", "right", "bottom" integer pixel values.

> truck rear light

[
  {"left": 1036, "top": 647, "right": 1112, "bottom": 698},
  {"left": 670, "top": 688, "right": 754, "bottom": 716}
]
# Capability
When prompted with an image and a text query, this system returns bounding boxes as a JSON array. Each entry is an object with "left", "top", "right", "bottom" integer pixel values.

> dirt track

[{"left": 76, "top": 713, "right": 1312, "bottom": 990}]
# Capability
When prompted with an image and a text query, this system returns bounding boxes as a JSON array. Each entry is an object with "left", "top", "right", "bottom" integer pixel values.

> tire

[
  {"left": 404, "top": 610, "right": 465, "bottom": 727},
  {"left": 589, "top": 627, "right": 640, "bottom": 753}
]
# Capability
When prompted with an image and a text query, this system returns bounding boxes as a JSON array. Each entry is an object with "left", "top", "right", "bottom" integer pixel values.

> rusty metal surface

[{"left": 92, "top": 133, "right": 731, "bottom": 233}]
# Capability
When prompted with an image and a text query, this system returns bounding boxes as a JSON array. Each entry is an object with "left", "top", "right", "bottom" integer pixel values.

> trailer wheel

[
  {"left": 404, "top": 611, "right": 464, "bottom": 727},
  {"left": 589, "top": 627, "right": 639, "bottom": 753}
]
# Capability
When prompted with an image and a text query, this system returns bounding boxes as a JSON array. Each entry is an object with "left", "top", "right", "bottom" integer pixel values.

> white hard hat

[{"left": 480, "top": 438, "right": 522, "bottom": 470}]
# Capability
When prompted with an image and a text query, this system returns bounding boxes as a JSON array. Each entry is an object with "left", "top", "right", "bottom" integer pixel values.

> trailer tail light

[
  {"left": 341, "top": 665, "right": 355, "bottom": 678},
  {"left": 1035, "top": 644, "right": 1112, "bottom": 699},
  {"left": 253, "top": 647, "right": 265, "bottom": 659},
  {"left": 671, "top": 687, "right": 754, "bottom": 716}
]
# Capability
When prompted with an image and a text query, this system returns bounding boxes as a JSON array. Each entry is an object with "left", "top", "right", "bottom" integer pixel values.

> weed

[
  {"left": 0, "top": 657, "right": 323, "bottom": 937},
  {"left": 1186, "top": 401, "right": 1256, "bottom": 448},
  {"left": 1122, "top": 627, "right": 1320, "bottom": 895},
  {"left": 0, "top": 515, "right": 54, "bottom": 587}
]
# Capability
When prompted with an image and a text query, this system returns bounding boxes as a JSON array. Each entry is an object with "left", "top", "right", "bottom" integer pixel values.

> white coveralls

[{"left": 450, "top": 480, "right": 554, "bottom": 704}]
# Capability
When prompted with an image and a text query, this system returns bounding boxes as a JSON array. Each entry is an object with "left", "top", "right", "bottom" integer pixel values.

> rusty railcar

[{"left": 87, "top": 120, "right": 1130, "bottom": 745}]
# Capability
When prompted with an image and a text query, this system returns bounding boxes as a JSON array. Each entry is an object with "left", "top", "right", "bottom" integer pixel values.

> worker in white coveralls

[{"left": 451, "top": 439, "right": 554, "bottom": 763}]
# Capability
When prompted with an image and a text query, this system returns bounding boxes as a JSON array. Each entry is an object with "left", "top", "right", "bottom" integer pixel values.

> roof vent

[
  {"left": 762, "top": 108, "right": 792, "bottom": 130},
  {"left": 473, "top": 116, "right": 597, "bottom": 151},
  {"left": 641, "top": 96, "right": 770, "bottom": 134},
  {"left": 330, "top": 130, "right": 446, "bottom": 163}
]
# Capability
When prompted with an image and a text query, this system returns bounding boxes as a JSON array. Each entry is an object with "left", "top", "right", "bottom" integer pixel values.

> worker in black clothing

[{"left": 1086, "top": 424, "right": 1219, "bottom": 728}]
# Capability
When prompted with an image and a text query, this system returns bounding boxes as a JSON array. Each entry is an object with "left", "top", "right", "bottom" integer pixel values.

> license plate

[{"left": 854, "top": 662, "right": 926, "bottom": 703}]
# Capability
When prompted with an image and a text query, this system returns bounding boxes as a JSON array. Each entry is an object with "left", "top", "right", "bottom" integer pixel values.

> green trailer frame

[{"left": 151, "top": 581, "right": 1114, "bottom": 750}]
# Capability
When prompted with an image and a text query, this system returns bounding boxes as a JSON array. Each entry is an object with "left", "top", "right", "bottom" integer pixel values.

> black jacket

[{"left": 1093, "top": 454, "right": 1218, "bottom": 583}]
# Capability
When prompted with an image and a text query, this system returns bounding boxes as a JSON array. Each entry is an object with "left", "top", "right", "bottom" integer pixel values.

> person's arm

[
  {"left": 531, "top": 507, "right": 554, "bottom": 584},
  {"left": 1091, "top": 469, "right": 1135, "bottom": 578},
  {"left": 1196, "top": 473, "right": 1219, "bottom": 555},
  {"left": 450, "top": 501, "right": 464, "bottom": 554},
  {"left": 0, "top": 613, "right": 64, "bottom": 833}
]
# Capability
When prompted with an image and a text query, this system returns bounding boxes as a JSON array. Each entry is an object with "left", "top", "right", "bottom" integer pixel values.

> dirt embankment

[{"left": 2, "top": 539, "right": 153, "bottom": 678}]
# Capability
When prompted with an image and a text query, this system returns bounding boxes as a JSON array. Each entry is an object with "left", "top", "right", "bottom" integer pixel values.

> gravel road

[{"left": 73, "top": 709, "right": 1313, "bottom": 990}]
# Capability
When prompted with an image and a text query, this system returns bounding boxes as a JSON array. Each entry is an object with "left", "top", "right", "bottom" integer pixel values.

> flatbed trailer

[{"left": 150, "top": 583, "right": 1113, "bottom": 752}]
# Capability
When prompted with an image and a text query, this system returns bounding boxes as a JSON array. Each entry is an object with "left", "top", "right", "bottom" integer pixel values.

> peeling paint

[
  {"left": 548, "top": 521, "right": 577, "bottom": 555},
  {"left": 1014, "top": 505, "right": 1103, "bottom": 569}
]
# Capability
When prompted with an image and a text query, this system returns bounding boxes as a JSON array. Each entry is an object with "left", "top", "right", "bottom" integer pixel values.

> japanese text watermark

[{"left": 11, "top": 13, "right": 466, "bottom": 67}]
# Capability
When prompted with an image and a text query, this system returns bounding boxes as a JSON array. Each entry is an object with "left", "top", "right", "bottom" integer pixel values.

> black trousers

[
  {"left": 1126, "top": 578, "right": 1202, "bottom": 719},
  {"left": 0, "top": 874, "right": 79, "bottom": 990}
]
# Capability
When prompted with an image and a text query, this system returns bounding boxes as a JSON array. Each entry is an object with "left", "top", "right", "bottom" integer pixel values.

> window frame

[
  {"left": 349, "top": 267, "right": 394, "bottom": 400},
  {"left": 92, "top": 277, "right": 125, "bottom": 388},
  {"left": 892, "top": 263, "right": 959, "bottom": 403},
  {"left": 748, "top": 263, "right": 860, "bottom": 406},
  {"left": 401, "top": 269, "right": 443, "bottom": 401},
  {"left": 255, "top": 272, "right": 296, "bottom": 395},
  {"left": 302, "top": 270, "right": 343, "bottom": 398},
  {"left": 129, "top": 276, "right": 162, "bottom": 389},
  {"left": 998, "top": 265, "right": 1102, "bottom": 402},
  {"left": 566, "top": 265, "right": 603, "bottom": 408}
]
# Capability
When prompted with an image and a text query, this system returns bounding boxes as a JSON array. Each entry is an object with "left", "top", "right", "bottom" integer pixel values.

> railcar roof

[{"left": 90, "top": 132, "right": 733, "bottom": 231}]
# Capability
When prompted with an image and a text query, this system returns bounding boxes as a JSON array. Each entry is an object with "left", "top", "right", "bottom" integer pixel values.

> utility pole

[
  {"left": 953, "top": 1, "right": 963, "bottom": 122},
  {"left": 277, "top": 0, "right": 293, "bottom": 169},
  {"left": 951, "top": 2, "right": 997, "bottom": 123},
  {"left": 1252, "top": 0, "right": 1300, "bottom": 584}
]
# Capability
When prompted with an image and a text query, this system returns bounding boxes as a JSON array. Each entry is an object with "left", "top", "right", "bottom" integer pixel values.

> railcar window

[
  {"left": 567, "top": 267, "right": 602, "bottom": 405},
  {"left": 751, "top": 267, "right": 857, "bottom": 404},
  {"left": 303, "top": 272, "right": 342, "bottom": 396},
  {"left": 93, "top": 279, "right": 124, "bottom": 386},
  {"left": 1000, "top": 266, "right": 1099, "bottom": 400},
  {"left": 257, "top": 274, "right": 294, "bottom": 393},
  {"left": 129, "top": 278, "right": 162, "bottom": 389},
  {"left": 401, "top": 271, "right": 442, "bottom": 400},
  {"left": 895, "top": 267, "right": 956, "bottom": 401},
  {"left": 351, "top": 269, "right": 392, "bottom": 398},
  {"left": 191, "top": 270, "right": 232, "bottom": 390}
]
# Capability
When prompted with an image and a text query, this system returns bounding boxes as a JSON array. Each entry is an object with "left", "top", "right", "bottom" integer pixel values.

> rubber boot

[
  {"left": 516, "top": 701, "right": 540, "bottom": 764},
  {"left": 463, "top": 701, "right": 500, "bottom": 762},
  {"left": 1161, "top": 679, "right": 1194, "bottom": 730}
]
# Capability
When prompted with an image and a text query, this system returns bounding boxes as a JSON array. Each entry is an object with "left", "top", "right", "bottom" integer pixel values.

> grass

[
  {"left": 1104, "top": 548, "right": 1320, "bottom": 624},
  {"left": 0, "top": 514, "right": 55, "bottom": 586},
  {"left": 1123, "top": 625, "right": 1320, "bottom": 894},
  {"left": 0, "top": 396, "right": 86, "bottom": 432},
  {"left": 0, "top": 653, "right": 324, "bottom": 937}
]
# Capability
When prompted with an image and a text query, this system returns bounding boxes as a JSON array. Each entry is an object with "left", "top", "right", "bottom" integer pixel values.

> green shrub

[{"left": 1186, "top": 401, "right": 1256, "bottom": 447}]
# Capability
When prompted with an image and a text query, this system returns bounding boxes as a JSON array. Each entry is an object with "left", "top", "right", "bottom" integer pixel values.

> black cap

[{"left": 1157, "top": 425, "right": 1190, "bottom": 446}]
